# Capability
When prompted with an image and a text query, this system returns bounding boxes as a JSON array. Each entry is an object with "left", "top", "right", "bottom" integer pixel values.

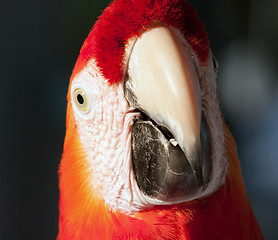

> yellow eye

[{"left": 73, "top": 88, "right": 89, "bottom": 112}]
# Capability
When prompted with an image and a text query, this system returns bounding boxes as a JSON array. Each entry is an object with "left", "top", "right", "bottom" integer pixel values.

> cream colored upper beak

[{"left": 126, "top": 26, "right": 202, "bottom": 183}]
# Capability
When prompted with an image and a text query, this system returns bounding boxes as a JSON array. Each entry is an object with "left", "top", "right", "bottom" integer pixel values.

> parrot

[{"left": 58, "top": 0, "right": 264, "bottom": 239}]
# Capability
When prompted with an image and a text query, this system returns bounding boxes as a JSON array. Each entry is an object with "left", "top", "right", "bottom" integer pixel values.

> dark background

[{"left": 1, "top": 0, "right": 277, "bottom": 239}]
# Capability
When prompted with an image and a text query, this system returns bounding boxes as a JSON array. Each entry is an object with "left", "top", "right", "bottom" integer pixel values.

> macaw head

[{"left": 59, "top": 0, "right": 228, "bottom": 238}]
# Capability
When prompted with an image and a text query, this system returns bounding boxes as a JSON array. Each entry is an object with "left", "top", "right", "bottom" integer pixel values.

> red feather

[
  {"left": 58, "top": 1, "right": 264, "bottom": 239},
  {"left": 71, "top": 0, "right": 209, "bottom": 84},
  {"left": 58, "top": 121, "right": 263, "bottom": 239}
]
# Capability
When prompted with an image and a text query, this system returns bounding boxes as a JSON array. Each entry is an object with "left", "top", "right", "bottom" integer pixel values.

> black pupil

[{"left": 77, "top": 94, "right": 84, "bottom": 104}]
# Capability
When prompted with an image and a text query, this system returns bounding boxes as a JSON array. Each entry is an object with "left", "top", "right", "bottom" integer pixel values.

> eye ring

[
  {"left": 73, "top": 88, "right": 89, "bottom": 112},
  {"left": 212, "top": 55, "right": 219, "bottom": 74}
]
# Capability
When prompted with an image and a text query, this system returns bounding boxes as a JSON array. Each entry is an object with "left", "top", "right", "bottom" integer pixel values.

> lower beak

[{"left": 125, "top": 26, "right": 212, "bottom": 202}]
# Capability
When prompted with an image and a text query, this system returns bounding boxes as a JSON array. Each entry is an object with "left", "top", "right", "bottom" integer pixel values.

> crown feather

[{"left": 72, "top": 0, "right": 209, "bottom": 84}]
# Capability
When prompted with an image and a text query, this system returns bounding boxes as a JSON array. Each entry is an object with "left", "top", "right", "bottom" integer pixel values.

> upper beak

[{"left": 125, "top": 26, "right": 212, "bottom": 202}]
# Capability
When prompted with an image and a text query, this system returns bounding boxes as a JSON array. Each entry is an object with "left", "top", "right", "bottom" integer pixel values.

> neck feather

[{"left": 58, "top": 117, "right": 263, "bottom": 239}]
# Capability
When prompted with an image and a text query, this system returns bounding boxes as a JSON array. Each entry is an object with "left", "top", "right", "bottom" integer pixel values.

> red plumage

[
  {"left": 58, "top": 124, "right": 263, "bottom": 239},
  {"left": 58, "top": 0, "right": 264, "bottom": 239},
  {"left": 72, "top": 0, "right": 209, "bottom": 84}
]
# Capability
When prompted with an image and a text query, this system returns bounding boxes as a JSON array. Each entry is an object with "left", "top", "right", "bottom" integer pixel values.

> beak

[{"left": 125, "top": 26, "right": 212, "bottom": 202}]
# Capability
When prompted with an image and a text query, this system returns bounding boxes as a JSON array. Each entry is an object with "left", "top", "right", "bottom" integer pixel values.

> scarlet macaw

[{"left": 58, "top": 0, "right": 264, "bottom": 239}]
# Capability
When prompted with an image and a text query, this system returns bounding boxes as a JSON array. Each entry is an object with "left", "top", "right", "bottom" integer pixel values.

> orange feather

[
  {"left": 58, "top": 105, "right": 263, "bottom": 239},
  {"left": 58, "top": 0, "right": 263, "bottom": 238}
]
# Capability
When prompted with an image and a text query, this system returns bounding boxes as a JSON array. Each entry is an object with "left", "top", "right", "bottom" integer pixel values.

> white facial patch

[
  {"left": 70, "top": 30, "right": 227, "bottom": 213},
  {"left": 71, "top": 60, "right": 152, "bottom": 213}
]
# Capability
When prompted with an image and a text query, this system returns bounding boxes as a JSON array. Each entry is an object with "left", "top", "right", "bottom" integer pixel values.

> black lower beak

[
  {"left": 125, "top": 26, "right": 213, "bottom": 203},
  {"left": 131, "top": 113, "right": 212, "bottom": 202}
]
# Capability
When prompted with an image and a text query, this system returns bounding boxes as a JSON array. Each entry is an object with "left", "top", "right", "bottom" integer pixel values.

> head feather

[{"left": 71, "top": 0, "right": 209, "bottom": 84}]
